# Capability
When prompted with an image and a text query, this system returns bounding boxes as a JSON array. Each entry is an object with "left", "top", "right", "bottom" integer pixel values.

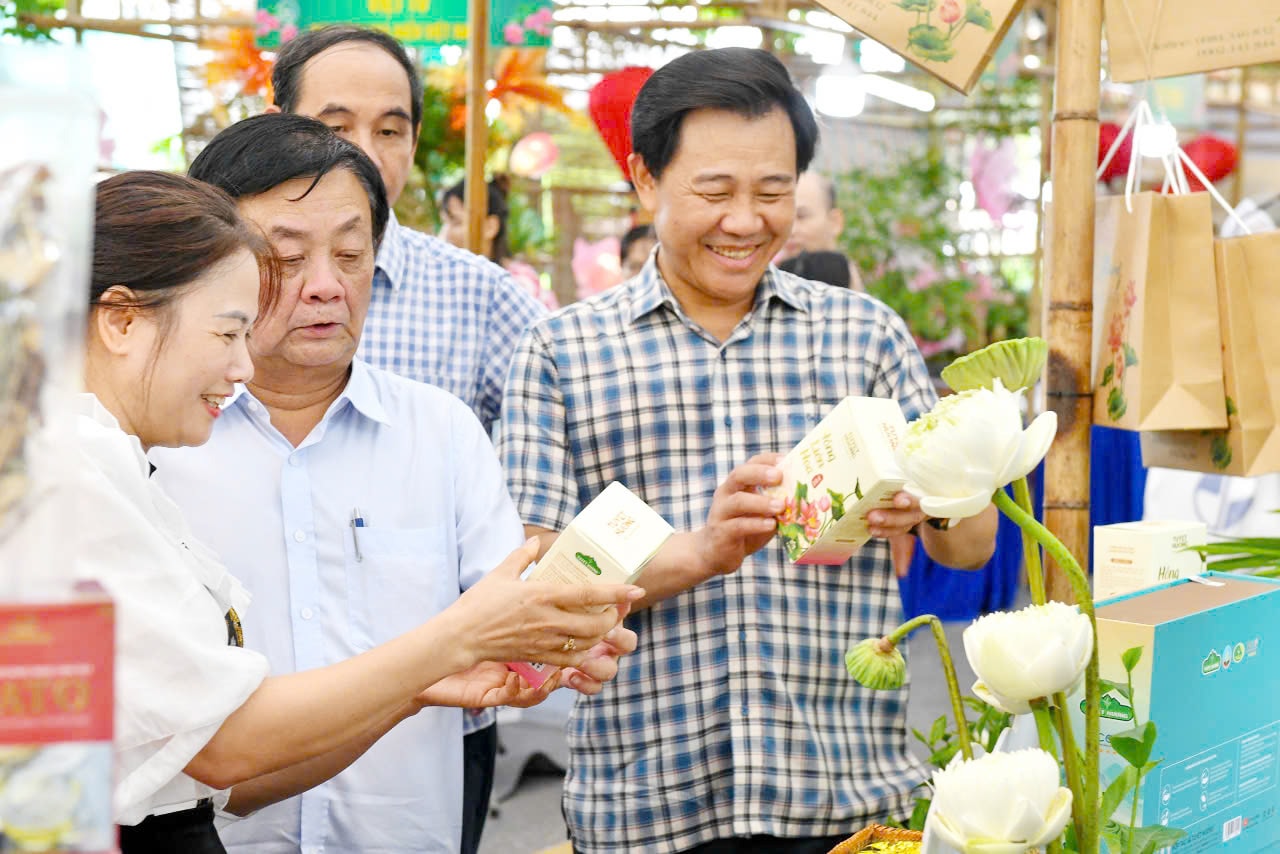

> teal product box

[{"left": 1071, "top": 573, "right": 1280, "bottom": 852}]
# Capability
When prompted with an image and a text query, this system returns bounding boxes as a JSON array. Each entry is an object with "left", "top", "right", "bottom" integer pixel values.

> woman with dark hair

[
  {"left": 439, "top": 175, "right": 559, "bottom": 309},
  {"left": 64, "top": 172, "right": 638, "bottom": 852}
]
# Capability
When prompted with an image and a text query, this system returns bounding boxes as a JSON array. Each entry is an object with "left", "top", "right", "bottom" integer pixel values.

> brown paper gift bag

[
  {"left": 1141, "top": 232, "right": 1280, "bottom": 477},
  {"left": 1105, "top": 0, "right": 1280, "bottom": 83},
  {"left": 1093, "top": 191, "right": 1227, "bottom": 432},
  {"left": 809, "top": 0, "right": 1025, "bottom": 94}
]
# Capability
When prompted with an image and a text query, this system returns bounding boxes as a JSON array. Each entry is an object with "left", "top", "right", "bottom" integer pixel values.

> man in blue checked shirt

[
  {"left": 498, "top": 49, "right": 999, "bottom": 854},
  {"left": 264, "top": 26, "right": 547, "bottom": 854}
]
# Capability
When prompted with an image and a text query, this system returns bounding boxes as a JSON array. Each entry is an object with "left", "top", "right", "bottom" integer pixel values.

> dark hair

[
  {"left": 92, "top": 170, "right": 281, "bottom": 326},
  {"left": 620, "top": 224, "right": 655, "bottom": 261},
  {"left": 272, "top": 25, "right": 423, "bottom": 131},
  {"left": 630, "top": 47, "right": 818, "bottom": 179},
  {"left": 779, "top": 250, "right": 851, "bottom": 289},
  {"left": 189, "top": 113, "right": 390, "bottom": 248},
  {"left": 442, "top": 175, "right": 511, "bottom": 263}
]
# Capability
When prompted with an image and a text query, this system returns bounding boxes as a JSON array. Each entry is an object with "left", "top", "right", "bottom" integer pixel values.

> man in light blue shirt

[
  {"left": 265, "top": 29, "right": 545, "bottom": 849},
  {"left": 153, "top": 114, "right": 637, "bottom": 854}
]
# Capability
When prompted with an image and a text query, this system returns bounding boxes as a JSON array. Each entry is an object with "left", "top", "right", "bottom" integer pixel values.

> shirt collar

[
  {"left": 226, "top": 359, "right": 391, "bottom": 428},
  {"left": 374, "top": 210, "right": 408, "bottom": 292},
  {"left": 629, "top": 253, "right": 810, "bottom": 325}
]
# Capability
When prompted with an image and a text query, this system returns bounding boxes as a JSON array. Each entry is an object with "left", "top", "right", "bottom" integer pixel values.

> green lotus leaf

[{"left": 941, "top": 337, "right": 1050, "bottom": 392}]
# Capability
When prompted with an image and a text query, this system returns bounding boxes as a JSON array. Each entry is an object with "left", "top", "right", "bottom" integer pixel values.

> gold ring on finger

[{"left": 562, "top": 636, "right": 576, "bottom": 652}]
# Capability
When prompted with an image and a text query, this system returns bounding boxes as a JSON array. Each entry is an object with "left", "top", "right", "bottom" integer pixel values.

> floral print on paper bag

[
  {"left": 776, "top": 474, "right": 855, "bottom": 562},
  {"left": 896, "top": 0, "right": 995, "bottom": 63},
  {"left": 1097, "top": 271, "right": 1139, "bottom": 422}
]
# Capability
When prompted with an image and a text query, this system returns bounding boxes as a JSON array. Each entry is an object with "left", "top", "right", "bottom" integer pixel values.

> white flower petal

[
  {"left": 966, "top": 841, "right": 1037, "bottom": 854},
  {"left": 1026, "top": 789, "right": 1074, "bottom": 847},
  {"left": 927, "top": 814, "right": 971, "bottom": 854},
  {"left": 971, "top": 679, "right": 1032, "bottom": 715},
  {"left": 920, "top": 492, "right": 993, "bottom": 520},
  {"left": 1001, "top": 411, "right": 1057, "bottom": 486}
]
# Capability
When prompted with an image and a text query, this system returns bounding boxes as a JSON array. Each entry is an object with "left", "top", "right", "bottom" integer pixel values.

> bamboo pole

[
  {"left": 464, "top": 0, "right": 489, "bottom": 255},
  {"left": 1042, "top": 0, "right": 1102, "bottom": 603}
]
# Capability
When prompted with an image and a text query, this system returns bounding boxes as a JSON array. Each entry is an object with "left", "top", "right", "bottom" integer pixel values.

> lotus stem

[
  {"left": 993, "top": 488, "right": 1100, "bottom": 854},
  {"left": 886, "top": 614, "right": 973, "bottom": 761},
  {"left": 1012, "top": 476, "right": 1046, "bottom": 606},
  {"left": 1052, "top": 691, "right": 1088, "bottom": 849}
]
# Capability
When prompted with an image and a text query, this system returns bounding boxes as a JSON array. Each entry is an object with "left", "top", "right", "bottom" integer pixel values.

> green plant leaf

[
  {"left": 929, "top": 714, "right": 948, "bottom": 744},
  {"left": 1121, "top": 646, "right": 1143, "bottom": 673},
  {"left": 1110, "top": 721, "right": 1157, "bottom": 768},
  {"left": 795, "top": 481, "right": 808, "bottom": 501},
  {"left": 1099, "top": 765, "right": 1138, "bottom": 819},
  {"left": 1123, "top": 343, "right": 1139, "bottom": 366},
  {"left": 963, "top": 0, "right": 994, "bottom": 28},
  {"left": 908, "top": 797, "right": 931, "bottom": 831},
  {"left": 1226, "top": 395, "right": 1238, "bottom": 416},
  {"left": 1101, "top": 362, "right": 1115, "bottom": 386},
  {"left": 1133, "top": 825, "right": 1188, "bottom": 854},
  {"left": 1107, "top": 386, "right": 1128, "bottom": 420},
  {"left": 895, "top": 0, "right": 936, "bottom": 10}
]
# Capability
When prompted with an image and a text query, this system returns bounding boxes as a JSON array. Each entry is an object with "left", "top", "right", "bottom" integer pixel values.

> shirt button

[
  {"left": 724, "top": 415, "right": 733, "bottom": 427},
  {"left": 293, "top": 530, "right": 306, "bottom": 543},
  {"left": 300, "top": 607, "right": 314, "bottom": 620},
  {"left": 289, "top": 455, "right": 301, "bottom": 467},
  {"left": 741, "top": 705, "right": 750, "bottom": 718}
]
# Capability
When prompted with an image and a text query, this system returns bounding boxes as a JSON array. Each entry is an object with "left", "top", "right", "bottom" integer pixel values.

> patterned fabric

[
  {"left": 361, "top": 213, "right": 547, "bottom": 433},
  {"left": 497, "top": 261, "right": 938, "bottom": 854}
]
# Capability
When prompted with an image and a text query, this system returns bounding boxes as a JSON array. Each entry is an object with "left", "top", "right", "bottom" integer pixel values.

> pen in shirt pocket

[{"left": 350, "top": 507, "right": 366, "bottom": 562}]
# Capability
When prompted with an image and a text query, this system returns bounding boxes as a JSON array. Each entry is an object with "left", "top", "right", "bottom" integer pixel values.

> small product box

[
  {"left": 770, "top": 396, "right": 908, "bottom": 565},
  {"left": 1070, "top": 574, "right": 1280, "bottom": 851},
  {"left": 0, "top": 582, "right": 116, "bottom": 853},
  {"left": 508, "top": 482, "right": 674, "bottom": 688},
  {"left": 1093, "top": 520, "right": 1208, "bottom": 601}
]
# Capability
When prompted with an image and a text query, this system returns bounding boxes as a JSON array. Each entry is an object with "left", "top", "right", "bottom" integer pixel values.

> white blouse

[{"left": 11, "top": 395, "right": 269, "bottom": 825}]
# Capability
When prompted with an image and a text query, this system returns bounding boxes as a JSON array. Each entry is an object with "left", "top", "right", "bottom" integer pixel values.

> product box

[
  {"left": 0, "top": 582, "right": 115, "bottom": 853},
  {"left": 508, "top": 482, "right": 674, "bottom": 688},
  {"left": 1070, "top": 574, "right": 1280, "bottom": 851},
  {"left": 770, "top": 396, "right": 907, "bottom": 566},
  {"left": 1093, "top": 520, "right": 1209, "bottom": 601}
]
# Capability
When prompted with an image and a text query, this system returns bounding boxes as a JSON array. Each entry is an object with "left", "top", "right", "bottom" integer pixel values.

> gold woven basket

[{"left": 827, "top": 824, "right": 923, "bottom": 854}]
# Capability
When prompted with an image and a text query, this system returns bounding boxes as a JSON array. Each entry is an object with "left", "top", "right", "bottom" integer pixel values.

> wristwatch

[{"left": 912, "top": 516, "right": 953, "bottom": 536}]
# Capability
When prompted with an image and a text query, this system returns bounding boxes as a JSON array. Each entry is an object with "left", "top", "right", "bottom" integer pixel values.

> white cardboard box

[
  {"left": 1092, "top": 520, "right": 1208, "bottom": 601},
  {"left": 509, "top": 482, "right": 673, "bottom": 688},
  {"left": 770, "top": 396, "right": 908, "bottom": 565}
]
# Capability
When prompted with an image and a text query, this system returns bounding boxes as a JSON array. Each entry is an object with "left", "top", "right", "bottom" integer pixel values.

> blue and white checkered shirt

[
  {"left": 360, "top": 213, "right": 547, "bottom": 434},
  {"left": 497, "top": 261, "right": 937, "bottom": 853},
  {"left": 360, "top": 214, "right": 544, "bottom": 737}
]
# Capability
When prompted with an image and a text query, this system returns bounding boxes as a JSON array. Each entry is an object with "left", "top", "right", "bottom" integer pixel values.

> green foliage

[
  {"left": 836, "top": 148, "right": 1029, "bottom": 372},
  {"left": 1120, "top": 646, "right": 1143, "bottom": 674},
  {"left": 1187, "top": 529, "right": 1280, "bottom": 575},
  {"left": 2, "top": 0, "right": 63, "bottom": 40}
]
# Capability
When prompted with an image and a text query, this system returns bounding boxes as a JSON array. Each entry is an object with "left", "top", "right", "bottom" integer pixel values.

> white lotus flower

[
  {"left": 923, "top": 749, "right": 1073, "bottom": 854},
  {"left": 963, "top": 601, "right": 1093, "bottom": 715},
  {"left": 897, "top": 379, "right": 1056, "bottom": 520}
]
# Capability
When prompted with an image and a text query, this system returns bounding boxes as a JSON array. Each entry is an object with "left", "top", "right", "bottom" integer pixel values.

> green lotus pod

[
  {"left": 844, "top": 637, "right": 907, "bottom": 690},
  {"left": 941, "top": 337, "right": 1050, "bottom": 393}
]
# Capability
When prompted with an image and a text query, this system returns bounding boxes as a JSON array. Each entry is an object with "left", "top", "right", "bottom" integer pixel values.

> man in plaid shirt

[{"left": 498, "top": 48, "right": 998, "bottom": 853}]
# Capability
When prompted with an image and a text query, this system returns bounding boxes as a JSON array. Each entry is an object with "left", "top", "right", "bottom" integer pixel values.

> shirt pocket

[{"left": 344, "top": 525, "right": 454, "bottom": 648}]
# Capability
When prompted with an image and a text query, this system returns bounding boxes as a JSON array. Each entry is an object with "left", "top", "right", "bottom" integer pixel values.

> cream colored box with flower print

[
  {"left": 1092, "top": 520, "right": 1207, "bottom": 602},
  {"left": 771, "top": 397, "right": 908, "bottom": 565}
]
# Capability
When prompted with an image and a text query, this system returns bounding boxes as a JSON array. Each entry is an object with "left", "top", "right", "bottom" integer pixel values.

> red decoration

[
  {"left": 1096, "top": 121, "right": 1132, "bottom": 184},
  {"left": 1182, "top": 134, "right": 1238, "bottom": 192},
  {"left": 588, "top": 66, "right": 653, "bottom": 182}
]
